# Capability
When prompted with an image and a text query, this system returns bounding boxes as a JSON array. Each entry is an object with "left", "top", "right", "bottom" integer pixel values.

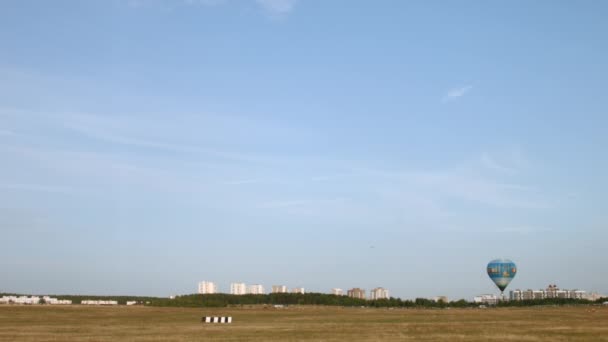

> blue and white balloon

[{"left": 487, "top": 259, "right": 517, "bottom": 293}]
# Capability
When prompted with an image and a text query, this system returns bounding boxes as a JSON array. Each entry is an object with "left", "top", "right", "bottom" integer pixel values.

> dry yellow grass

[{"left": 1, "top": 305, "right": 607, "bottom": 341}]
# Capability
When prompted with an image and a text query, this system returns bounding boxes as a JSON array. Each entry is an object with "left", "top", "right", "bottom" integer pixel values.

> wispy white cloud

[
  {"left": 257, "top": 198, "right": 350, "bottom": 220},
  {"left": 480, "top": 148, "right": 528, "bottom": 174},
  {"left": 355, "top": 154, "right": 551, "bottom": 210},
  {"left": 255, "top": 0, "right": 297, "bottom": 15},
  {"left": 184, "top": 0, "right": 226, "bottom": 5},
  {"left": 0, "top": 183, "right": 75, "bottom": 194},
  {"left": 481, "top": 153, "right": 517, "bottom": 173},
  {"left": 126, "top": 0, "right": 143, "bottom": 8},
  {"left": 123, "top": 0, "right": 297, "bottom": 15},
  {"left": 493, "top": 226, "right": 552, "bottom": 234},
  {"left": 20, "top": 110, "right": 294, "bottom": 165},
  {"left": 0, "top": 106, "right": 558, "bottom": 233},
  {"left": 311, "top": 176, "right": 331, "bottom": 182},
  {"left": 258, "top": 199, "right": 311, "bottom": 208},
  {"left": 223, "top": 178, "right": 266, "bottom": 185},
  {"left": 441, "top": 224, "right": 551, "bottom": 235},
  {"left": 443, "top": 85, "right": 473, "bottom": 102}
]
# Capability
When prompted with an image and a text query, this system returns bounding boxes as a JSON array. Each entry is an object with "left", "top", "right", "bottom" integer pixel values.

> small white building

[
  {"left": 331, "top": 288, "right": 344, "bottom": 296},
  {"left": 81, "top": 300, "right": 118, "bottom": 305},
  {"left": 1, "top": 296, "right": 39, "bottom": 304},
  {"left": 473, "top": 294, "right": 499, "bottom": 305},
  {"left": 291, "top": 287, "right": 305, "bottom": 294},
  {"left": 43, "top": 296, "right": 72, "bottom": 305},
  {"left": 14, "top": 296, "right": 40, "bottom": 305},
  {"left": 1, "top": 295, "right": 71, "bottom": 305}
]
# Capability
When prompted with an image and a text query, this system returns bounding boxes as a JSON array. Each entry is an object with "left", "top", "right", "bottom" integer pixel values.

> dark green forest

[
  {"left": 155, "top": 293, "right": 606, "bottom": 308},
  {"left": 2, "top": 292, "right": 606, "bottom": 308}
]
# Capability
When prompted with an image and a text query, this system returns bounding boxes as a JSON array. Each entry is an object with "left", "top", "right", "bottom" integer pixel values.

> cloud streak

[
  {"left": 1, "top": 107, "right": 556, "bottom": 234},
  {"left": 255, "top": 0, "right": 297, "bottom": 15},
  {"left": 0, "top": 129, "right": 15, "bottom": 136},
  {"left": 443, "top": 85, "right": 473, "bottom": 102},
  {"left": 481, "top": 153, "right": 517, "bottom": 173},
  {"left": 0, "top": 183, "right": 76, "bottom": 194},
  {"left": 184, "top": 0, "right": 226, "bottom": 5},
  {"left": 123, "top": 0, "right": 298, "bottom": 16}
]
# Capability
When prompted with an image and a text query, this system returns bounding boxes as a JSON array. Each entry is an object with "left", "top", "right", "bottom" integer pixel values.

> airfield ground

[{"left": 1, "top": 305, "right": 607, "bottom": 341}]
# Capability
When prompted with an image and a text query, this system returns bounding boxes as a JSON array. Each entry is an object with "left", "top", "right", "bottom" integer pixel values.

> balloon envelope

[{"left": 487, "top": 259, "right": 517, "bottom": 292}]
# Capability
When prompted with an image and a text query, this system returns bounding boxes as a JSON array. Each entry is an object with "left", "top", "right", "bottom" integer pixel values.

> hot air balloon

[{"left": 487, "top": 259, "right": 517, "bottom": 295}]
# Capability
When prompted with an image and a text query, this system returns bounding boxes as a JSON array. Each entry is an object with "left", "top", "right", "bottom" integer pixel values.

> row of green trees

[
  {"left": 148, "top": 293, "right": 608, "bottom": 308},
  {"left": 150, "top": 293, "right": 368, "bottom": 308},
  {"left": 3, "top": 292, "right": 605, "bottom": 308}
]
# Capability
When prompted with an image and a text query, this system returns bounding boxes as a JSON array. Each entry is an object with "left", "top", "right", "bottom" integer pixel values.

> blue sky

[{"left": 1, "top": 0, "right": 607, "bottom": 299}]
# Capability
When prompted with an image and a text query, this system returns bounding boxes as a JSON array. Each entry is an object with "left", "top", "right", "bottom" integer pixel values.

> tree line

[
  {"left": 3, "top": 292, "right": 606, "bottom": 308},
  {"left": 147, "top": 293, "right": 608, "bottom": 308}
]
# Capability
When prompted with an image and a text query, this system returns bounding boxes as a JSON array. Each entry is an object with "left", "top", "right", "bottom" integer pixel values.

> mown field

[{"left": 1, "top": 305, "right": 607, "bottom": 341}]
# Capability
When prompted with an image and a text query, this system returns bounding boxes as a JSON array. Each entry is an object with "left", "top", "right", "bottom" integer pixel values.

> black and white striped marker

[{"left": 202, "top": 316, "right": 232, "bottom": 323}]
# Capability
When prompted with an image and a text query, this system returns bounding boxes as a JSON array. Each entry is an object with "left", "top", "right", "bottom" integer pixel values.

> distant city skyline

[{"left": 1, "top": 1, "right": 607, "bottom": 299}]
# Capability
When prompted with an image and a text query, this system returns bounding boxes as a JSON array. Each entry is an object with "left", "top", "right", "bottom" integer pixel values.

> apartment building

[
  {"left": 247, "top": 284, "right": 265, "bottom": 295},
  {"left": 291, "top": 287, "right": 305, "bottom": 294},
  {"left": 198, "top": 281, "right": 218, "bottom": 294},
  {"left": 347, "top": 288, "right": 366, "bottom": 299},
  {"left": 510, "top": 285, "right": 587, "bottom": 301},
  {"left": 272, "top": 285, "right": 288, "bottom": 293},
  {"left": 369, "top": 287, "right": 390, "bottom": 300},
  {"left": 230, "top": 282, "right": 247, "bottom": 295}
]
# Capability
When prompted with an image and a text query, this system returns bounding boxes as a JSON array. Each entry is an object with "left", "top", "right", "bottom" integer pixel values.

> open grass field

[{"left": 1, "top": 305, "right": 607, "bottom": 341}]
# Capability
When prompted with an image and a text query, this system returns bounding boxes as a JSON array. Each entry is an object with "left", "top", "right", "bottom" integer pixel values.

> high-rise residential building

[
  {"left": 510, "top": 289, "right": 545, "bottom": 300},
  {"left": 247, "top": 284, "right": 265, "bottom": 295},
  {"left": 230, "top": 282, "right": 247, "bottom": 295},
  {"left": 292, "top": 287, "right": 305, "bottom": 294},
  {"left": 369, "top": 287, "right": 389, "bottom": 300},
  {"left": 198, "top": 281, "right": 218, "bottom": 294},
  {"left": 545, "top": 284, "right": 558, "bottom": 298},
  {"left": 584, "top": 292, "right": 605, "bottom": 301},
  {"left": 347, "top": 288, "right": 366, "bottom": 299},
  {"left": 272, "top": 285, "right": 288, "bottom": 293},
  {"left": 569, "top": 290, "right": 586, "bottom": 299},
  {"left": 332, "top": 288, "right": 344, "bottom": 296},
  {"left": 510, "top": 285, "right": 587, "bottom": 301}
]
